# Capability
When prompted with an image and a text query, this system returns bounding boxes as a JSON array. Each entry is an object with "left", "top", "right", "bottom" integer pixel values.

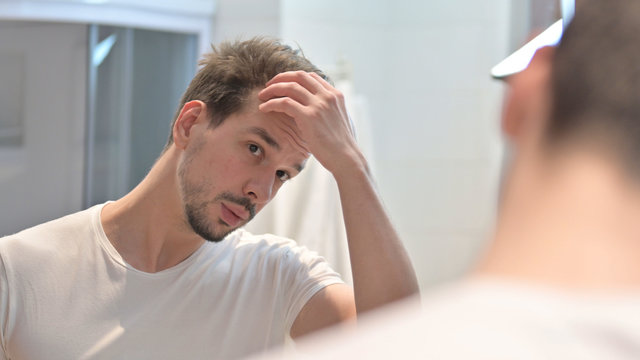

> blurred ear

[
  {"left": 502, "top": 46, "right": 555, "bottom": 144},
  {"left": 173, "top": 100, "right": 206, "bottom": 150}
]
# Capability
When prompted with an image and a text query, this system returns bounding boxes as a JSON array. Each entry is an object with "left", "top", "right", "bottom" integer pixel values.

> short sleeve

[
  {"left": 0, "top": 251, "right": 10, "bottom": 360},
  {"left": 278, "top": 243, "right": 344, "bottom": 333}
]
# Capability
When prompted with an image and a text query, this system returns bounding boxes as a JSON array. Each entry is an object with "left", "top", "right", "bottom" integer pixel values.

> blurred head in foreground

[
  {"left": 489, "top": 0, "right": 640, "bottom": 292},
  {"left": 503, "top": 0, "right": 640, "bottom": 176}
]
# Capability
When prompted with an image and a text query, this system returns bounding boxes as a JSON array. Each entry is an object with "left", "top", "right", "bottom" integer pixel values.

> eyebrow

[
  {"left": 248, "top": 127, "right": 280, "bottom": 151},
  {"left": 247, "top": 126, "right": 305, "bottom": 173}
]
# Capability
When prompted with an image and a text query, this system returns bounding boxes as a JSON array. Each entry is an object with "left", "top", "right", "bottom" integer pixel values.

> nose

[{"left": 243, "top": 170, "right": 276, "bottom": 205}]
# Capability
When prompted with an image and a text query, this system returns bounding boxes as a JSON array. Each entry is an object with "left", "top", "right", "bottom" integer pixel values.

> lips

[{"left": 220, "top": 203, "right": 248, "bottom": 228}]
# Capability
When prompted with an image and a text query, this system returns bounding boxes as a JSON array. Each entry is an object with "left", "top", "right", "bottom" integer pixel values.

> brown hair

[
  {"left": 164, "top": 37, "right": 328, "bottom": 149},
  {"left": 548, "top": 0, "right": 640, "bottom": 170}
]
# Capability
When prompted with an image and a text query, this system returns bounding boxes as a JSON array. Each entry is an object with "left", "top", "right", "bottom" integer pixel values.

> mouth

[{"left": 220, "top": 202, "right": 249, "bottom": 228}]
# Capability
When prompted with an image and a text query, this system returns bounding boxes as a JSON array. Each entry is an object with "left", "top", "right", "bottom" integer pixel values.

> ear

[
  {"left": 173, "top": 100, "right": 206, "bottom": 150},
  {"left": 502, "top": 46, "right": 555, "bottom": 144}
]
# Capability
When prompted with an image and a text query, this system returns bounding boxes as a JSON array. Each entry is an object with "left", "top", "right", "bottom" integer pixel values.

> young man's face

[{"left": 177, "top": 91, "right": 309, "bottom": 242}]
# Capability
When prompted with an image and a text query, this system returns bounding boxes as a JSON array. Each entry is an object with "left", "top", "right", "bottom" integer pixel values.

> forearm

[
  {"left": 259, "top": 70, "right": 418, "bottom": 328},
  {"left": 332, "top": 152, "right": 419, "bottom": 313}
]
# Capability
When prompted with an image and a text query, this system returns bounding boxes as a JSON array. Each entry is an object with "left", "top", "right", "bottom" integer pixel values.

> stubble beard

[
  {"left": 183, "top": 190, "right": 256, "bottom": 243},
  {"left": 178, "top": 155, "right": 257, "bottom": 243}
]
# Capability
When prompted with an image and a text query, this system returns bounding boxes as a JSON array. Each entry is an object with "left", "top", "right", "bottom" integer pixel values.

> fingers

[
  {"left": 258, "top": 81, "right": 314, "bottom": 106},
  {"left": 259, "top": 70, "right": 349, "bottom": 130},
  {"left": 307, "top": 72, "right": 334, "bottom": 91},
  {"left": 258, "top": 71, "right": 358, "bottom": 173},
  {"left": 257, "top": 94, "right": 310, "bottom": 154},
  {"left": 305, "top": 72, "right": 347, "bottom": 114},
  {"left": 264, "top": 71, "right": 324, "bottom": 93},
  {"left": 259, "top": 96, "right": 306, "bottom": 120}
]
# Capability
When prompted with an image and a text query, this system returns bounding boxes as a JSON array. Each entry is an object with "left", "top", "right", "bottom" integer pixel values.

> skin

[
  {"left": 101, "top": 71, "right": 419, "bottom": 339},
  {"left": 176, "top": 95, "right": 308, "bottom": 242},
  {"left": 475, "top": 47, "right": 640, "bottom": 290}
]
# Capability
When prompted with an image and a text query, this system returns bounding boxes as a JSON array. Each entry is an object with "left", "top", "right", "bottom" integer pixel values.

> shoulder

[
  {"left": 218, "top": 229, "right": 343, "bottom": 298},
  {"left": 348, "top": 279, "right": 588, "bottom": 358},
  {"left": 0, "top": 205, "right": 102, "bottom": 268},
  {"left": 222, "top": 229, "right": 326, "bottom": 267},
  {"left": 227, "top": 229, "right": 297, "bottom": 249},
  {"left": 282, "top": 281, "right": 548, "bottom": 359},
  {"left": 275, "top": 279, "right": 640, "bottom": 359},
  {"left": 1, "top": 205, "right": 98, "bottom": 243}
]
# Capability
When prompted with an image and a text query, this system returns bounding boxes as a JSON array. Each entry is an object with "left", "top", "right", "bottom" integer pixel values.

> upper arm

[
  {"left": 0, "top": 252, "right": 10, "bottom": 360},
  {"left": 290, "top": 283, "right": 356, "bottom": 339}
]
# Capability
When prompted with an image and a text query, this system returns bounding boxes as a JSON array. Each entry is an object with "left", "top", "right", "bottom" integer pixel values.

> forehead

[{"left": 228, "top": 90, "right": 310, "bottom": 159}]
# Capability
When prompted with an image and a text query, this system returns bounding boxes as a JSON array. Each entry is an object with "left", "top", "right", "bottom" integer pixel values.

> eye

[
  {"left": 276, "top": 170, "right": 290, "bottom": 182},
  {"left": 248, "top": 143, "right": 263, "bottom": 157}
]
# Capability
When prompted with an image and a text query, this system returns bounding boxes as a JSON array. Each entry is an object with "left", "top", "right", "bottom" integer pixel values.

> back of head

[
  {"left": 165, "top": 37, "right": 327, "bottom": 149},
  {"left": 548, "top": 0, "right": 640, "bottom": 172}
]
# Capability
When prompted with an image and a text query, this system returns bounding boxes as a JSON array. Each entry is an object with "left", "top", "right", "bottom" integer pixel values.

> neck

[
  {"left": 100, "top": 148, "right": 204, "bottom": 273},
  {"left": 477, "top": 148, "right": 640, "bottom": 291}
]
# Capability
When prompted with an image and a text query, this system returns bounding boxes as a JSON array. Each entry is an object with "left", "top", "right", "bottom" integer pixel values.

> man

[
  {"left": 258, "top": 0, "right": 640, "bottom": 358},
  {"left": 0, "top": 38, "right": 418, "bottom": 359}
]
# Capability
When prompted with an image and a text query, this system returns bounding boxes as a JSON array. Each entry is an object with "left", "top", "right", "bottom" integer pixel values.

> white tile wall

[{"left": 212, "top": 0, "right": 280, "bottom": 44}]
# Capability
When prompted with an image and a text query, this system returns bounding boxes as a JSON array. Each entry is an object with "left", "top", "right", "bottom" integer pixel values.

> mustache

[{"left": 214, "top": 192, "right": 256, "bottom": 221}]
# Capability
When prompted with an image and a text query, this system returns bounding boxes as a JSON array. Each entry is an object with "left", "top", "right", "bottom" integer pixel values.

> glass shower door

[{"left": 85, "top": 25, "right": 198, "bottom": 207}]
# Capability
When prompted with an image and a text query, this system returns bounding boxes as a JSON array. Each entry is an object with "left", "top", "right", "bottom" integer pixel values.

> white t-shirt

[
  {"left": 0, "top": 203, "right": 343, "bottom": 360},
  {"left": 259, "top": 278, "right": 640, "bottom": 359}
]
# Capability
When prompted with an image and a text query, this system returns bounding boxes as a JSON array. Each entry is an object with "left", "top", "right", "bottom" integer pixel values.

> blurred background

[{"left": 0, "top": 0, "right": 562, "bottom": 290}]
